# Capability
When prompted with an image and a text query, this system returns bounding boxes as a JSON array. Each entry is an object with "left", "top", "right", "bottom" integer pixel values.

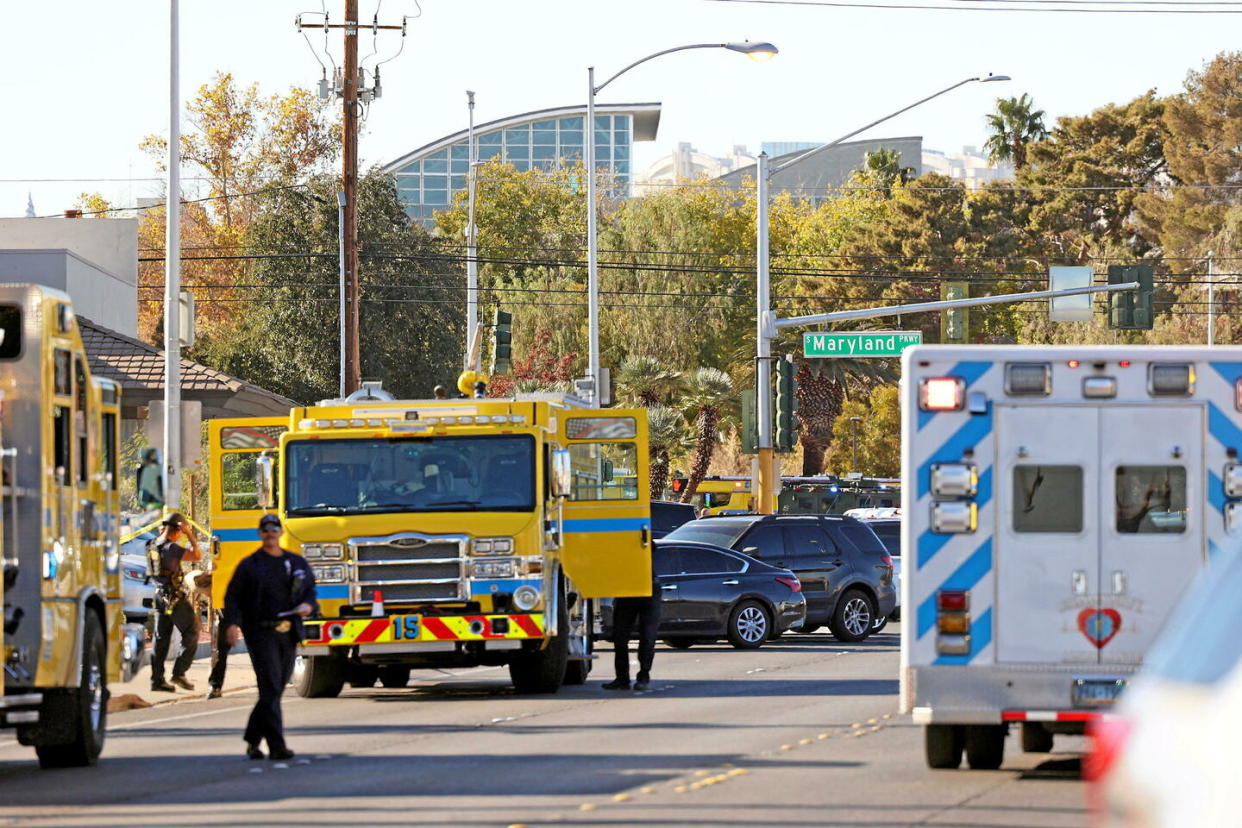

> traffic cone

[{"left": 371, "top": 589, "right": 384, "bottom": 617}]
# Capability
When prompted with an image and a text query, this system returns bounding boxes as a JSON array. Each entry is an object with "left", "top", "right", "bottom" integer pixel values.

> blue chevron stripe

[
  {"left": 917, "top": 538, "right": 993, "bottom": 639},
  {"left": 1208, "top": 402, "right": 1242, "bottom": 452},
  {"left": 916, "top": 406, "right": 994, "bottom": 500},
  {"left": 1209, "top": 362, "right": 1242, "bottom": 385}
]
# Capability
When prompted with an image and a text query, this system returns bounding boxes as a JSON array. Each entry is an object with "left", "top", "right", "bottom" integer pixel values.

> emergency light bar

[
  {"left": 919, "top": 377, "right": 965, "bottom": 412},
  {"left": 1004, "top": 363, "right": 1051, "bottom": 396},
  {"left": 1149, "top": 363, "right": 1194, "bottom": 396}
]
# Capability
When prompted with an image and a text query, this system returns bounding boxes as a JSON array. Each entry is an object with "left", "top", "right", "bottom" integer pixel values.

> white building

[
  {"left": 633, "top": 143, "right": 756, "bottom": 195},
  {"left": 921, "top": 145, "right": 1013, "bottom": 188}
]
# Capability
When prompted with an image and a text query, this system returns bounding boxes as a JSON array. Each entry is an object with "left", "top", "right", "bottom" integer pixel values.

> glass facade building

[{"left": 382, "top": 103, "right": 661, "bottom": 225}]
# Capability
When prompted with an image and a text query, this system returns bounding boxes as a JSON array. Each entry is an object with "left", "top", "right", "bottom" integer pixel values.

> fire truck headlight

[
  {"left": 471, "top": 558, "right": 516, "bottom": 578},
  {"left": 473, "top": 537, "right": 513, "bottom": 555},
  {"left": 302, "top": 543, "right": 344, "bottom": 560},
  {"left": 513, "top": 585, "right": 541, "bottom": 611},
  {"left": 311, "top": 564, "right": 346, "bottom": 583},
  {"left": 931, "top": 501, "right": 977, "bottom": 534}
]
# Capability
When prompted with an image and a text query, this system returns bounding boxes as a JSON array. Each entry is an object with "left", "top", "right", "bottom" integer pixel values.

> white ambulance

[{"left": 900, "top": 345, "right": 1242, "bottom": 770}]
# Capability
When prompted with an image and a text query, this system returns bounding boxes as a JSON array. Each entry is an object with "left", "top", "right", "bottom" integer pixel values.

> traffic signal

[
  {"left": 940, "top": 282, "right": 969, "bottom": 343},
  {"left": 1108, "top": 265, "right": 1154, "bottom": 330},
  {"left": 774, "top": 356, "right": 798, "bottom": 453},
  {"left": 490, "top": 308, "right": 512, "bottom": 374}
]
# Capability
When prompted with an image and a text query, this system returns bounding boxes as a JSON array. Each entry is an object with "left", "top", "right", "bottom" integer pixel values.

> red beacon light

[
  {"left": 1119, "top": 360, "right": 1132, "bottom": 368},
  {"left": 1067, "top": 360, "right": 1081, "bottom": 369}
]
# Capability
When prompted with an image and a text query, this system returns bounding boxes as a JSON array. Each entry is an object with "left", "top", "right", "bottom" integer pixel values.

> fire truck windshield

[{"left": 285, "top": 435, "right": 536, "bottom": 515}]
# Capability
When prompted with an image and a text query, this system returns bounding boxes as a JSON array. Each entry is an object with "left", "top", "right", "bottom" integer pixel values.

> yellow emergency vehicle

[
  {"left": 0, "top": 285, "right": 127, "bottom": 768},
  {"left": 208, "top": 383, "right": 651, "bottom": 696},
  {"left": 669, "top": 476, "right": 771, "bottom": 515}
]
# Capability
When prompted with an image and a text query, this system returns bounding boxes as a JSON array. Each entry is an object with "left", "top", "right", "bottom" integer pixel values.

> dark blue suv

[{"left": 664, "top": 514, "right": 896, "bottom": 642}]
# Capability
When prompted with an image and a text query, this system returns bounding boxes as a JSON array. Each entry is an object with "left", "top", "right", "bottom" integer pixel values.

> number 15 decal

[{"left": 391, "top": 616, "right": 420, "bottom": 640}]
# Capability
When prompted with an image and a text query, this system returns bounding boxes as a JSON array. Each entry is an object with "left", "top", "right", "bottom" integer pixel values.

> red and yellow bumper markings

[{"left": 303, "top": 613, "right": 546, "bottom": 646}]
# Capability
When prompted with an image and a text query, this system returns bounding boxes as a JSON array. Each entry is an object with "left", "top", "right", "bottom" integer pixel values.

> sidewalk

[{"left": 109, "top": 643, "right": 257, "bottom": 713}]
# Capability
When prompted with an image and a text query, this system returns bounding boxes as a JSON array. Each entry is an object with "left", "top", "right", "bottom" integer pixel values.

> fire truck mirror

[
  {"left": 256, "top": 452, "right": 276, "bottom": 510},
  {"left": 550, "top": 448, "right": 572, "bottom": 499}
]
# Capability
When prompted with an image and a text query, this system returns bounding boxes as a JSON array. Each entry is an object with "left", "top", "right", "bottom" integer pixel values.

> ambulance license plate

[
  {"left": 1072, "top": 677, "right": 1126, "bottom": 707},
  {"left": 390, "top": 615, "right": 421, "bottom": 640}
]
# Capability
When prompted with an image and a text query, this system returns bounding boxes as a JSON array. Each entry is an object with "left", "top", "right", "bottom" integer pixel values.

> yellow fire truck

[
  {"left": 208, "top": 383, "right": 651, "bottom": 697},
  {"left": 0, "top": 285, "right": 127, "bottom": 767}
]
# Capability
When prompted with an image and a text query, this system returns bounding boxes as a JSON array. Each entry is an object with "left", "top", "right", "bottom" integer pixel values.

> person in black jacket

[{"left": 222, "top": 514, "right": 317, "bottom": 761}]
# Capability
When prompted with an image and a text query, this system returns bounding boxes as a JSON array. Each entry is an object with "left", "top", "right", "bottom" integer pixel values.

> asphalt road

[{"left": 0, "top": 631, "right": 1089, "bottom": 828}]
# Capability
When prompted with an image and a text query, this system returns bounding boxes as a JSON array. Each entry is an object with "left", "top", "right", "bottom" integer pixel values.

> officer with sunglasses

[{"left": 222, "top": 514, "right": 317, "bottom": 761}]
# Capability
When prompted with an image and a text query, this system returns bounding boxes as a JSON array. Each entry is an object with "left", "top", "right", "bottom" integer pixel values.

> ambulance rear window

[
  {"left": 1012, "top": 465, "right": 1083, "bottom": 533},
  {"left": 1115, "top": 466, "right": 1187, "bottom": 534},
  {"left": 0, "top": 305, "right": 20, "bottom": 359}
]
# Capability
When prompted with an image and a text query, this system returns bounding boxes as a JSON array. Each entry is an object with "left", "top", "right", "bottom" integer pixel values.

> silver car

[{"left": 121, "top": 532, "right": 157, "bottom": 623}]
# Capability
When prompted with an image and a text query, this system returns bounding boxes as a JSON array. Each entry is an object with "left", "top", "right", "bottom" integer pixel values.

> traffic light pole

[{"left": 755, "top": 153, "right": 777, "bottom": 515}]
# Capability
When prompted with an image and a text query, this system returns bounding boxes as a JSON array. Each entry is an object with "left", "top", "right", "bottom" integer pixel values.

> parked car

[
  {"left": 598, "top": 540, "right": 806, "bottom": 650},
  {"left": 650, "top": 500, "right": 697, "bottom": 539},
  {"left": 121, "top": 531, "right": 157, "bottom": 623},
  {"left": 120, "top": 622, "right": 149, "bottom": 682},
  {"left": 1089, "top": 548, "right": 1242, "bottom": 827},
  {"left": 844, "top": 515, "right": 902, "bottom": 633},
  {"left": 664, "top": 514, "right": 895, "bottom": 642}
]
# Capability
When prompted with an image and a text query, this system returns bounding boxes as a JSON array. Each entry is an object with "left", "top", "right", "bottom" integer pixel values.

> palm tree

[
  {"left": 679, "top": 368, "right": 735, "bottom": 503},
  {"left": 795, "top": 358, "right": 896, "bottom": 475},
  {"left": 647, "top": 405, "right": 689, "bottom": 501},
  {"left": 614, "top": 354, "right": 683, "bottom": 407},
  {"left": 862, "top": 148, "right": 915, "bottom": 191},
  {"left": 984, "top": 94, "right": 1049, "bottom": 170}
]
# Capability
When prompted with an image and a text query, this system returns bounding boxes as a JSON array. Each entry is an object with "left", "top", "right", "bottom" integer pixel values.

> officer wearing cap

[
  {"left": 149, "top": 513, "right": 201, "bottom": 693},
  {"left": 222, "top": 514, "right": 317, "bottom": 761}
]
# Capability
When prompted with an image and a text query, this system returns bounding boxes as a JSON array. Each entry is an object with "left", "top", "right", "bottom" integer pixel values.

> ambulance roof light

[
  {"left": 1005, "top": 363, "right": 1051, "bottom": 396},
  {"left": 919, "top": 377, "right": 965, "bottom": 412},
  {"left": 1149, "top": 363, "right": 1195, "bottom": 396}
]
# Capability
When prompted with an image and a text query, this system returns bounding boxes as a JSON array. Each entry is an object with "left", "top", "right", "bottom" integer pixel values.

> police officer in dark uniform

[
  {"left": 149, "top": 513, "right": 201, "bottom": 693},
  {"left": 222, "top": 514, "right": 317, "bottom": 760},
  {"left": 604, "top": 570, "right": 661, "bottom": 693}
]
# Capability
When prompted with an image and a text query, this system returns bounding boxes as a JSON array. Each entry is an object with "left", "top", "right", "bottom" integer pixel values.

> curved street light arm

[
  {"left": 771, "top": 76, "right": 1002, "bottom": 174},
  {"left": 593, "top": 43, "right": 731, "bottom": 94}
]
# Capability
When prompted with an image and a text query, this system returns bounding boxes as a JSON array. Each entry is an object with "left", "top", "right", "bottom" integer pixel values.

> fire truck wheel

[
  {"left": 379, "top": 666, "right": 411, "bottom": 689},
  {"left": 828, "top": 589, "right": 876, "bottom": 643},
  {"left": 36, "top": 612, "right": 107, "bottom": 768},
  {"left": 349, "top": 664, "right": 379, "bottom": 688},
  {"left": 293, "top": 655, "right": 346, "bottom": 698},
  {"left": 509, "top": 593, "right": 569, "bottom": 694},
  {"left": 924, "top": 725, "right": 964, "bottom": 769},
  {"left": 964, "top": 725, "right": 1007, "bottom": 770},
  {"left": 1021, "top": 722, "right": 1054, "bottom": 753}
]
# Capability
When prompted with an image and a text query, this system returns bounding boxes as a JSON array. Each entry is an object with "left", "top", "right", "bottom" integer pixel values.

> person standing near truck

[
  {"left": 222, "top": 514, "right": 317, "bottom": 760},
  {"left": 149, "top": 514, "right": 201, "bottom": 693}
]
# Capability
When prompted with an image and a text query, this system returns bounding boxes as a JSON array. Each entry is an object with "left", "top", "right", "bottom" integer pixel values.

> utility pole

[
  {"left": 164, "top": 0, "right": 182, "bottom": 509},
  {"left": 341, "top": 0, "right": 361, "bottom": 394},
  {"left": 297, "top": 5, "right": 408, "bottom": 395},
  {"left": 465, "top": 90, "right": 479, "bottom": 365},
  {"left": 1207, "top": 250, "right": 1216, "bottom": 346},
  {"left": 755, "top": 153, "right": 776, "bottom": 514}
]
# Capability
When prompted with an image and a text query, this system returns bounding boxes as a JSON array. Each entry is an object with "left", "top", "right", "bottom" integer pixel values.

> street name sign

[{"left": 803, "top": 331, "right": 923, "bottom": 358}]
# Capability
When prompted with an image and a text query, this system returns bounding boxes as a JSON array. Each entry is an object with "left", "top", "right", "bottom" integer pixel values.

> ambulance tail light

[
  {"left": 935, "top": 590, "right": 972, "bottom": 654},
  {"left": 931, "top": 501, "right": 977, "bottom": 534},
  {"left": 931, "top": 463, "right": 978, "bottom": 497},
  {"left": 919, "top": 377, "right": 965, "bottom": 412}
]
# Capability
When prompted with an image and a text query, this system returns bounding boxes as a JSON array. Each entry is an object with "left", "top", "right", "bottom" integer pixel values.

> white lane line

[{"left": 108, "top": 703, "right": 258, "bottom": 731}]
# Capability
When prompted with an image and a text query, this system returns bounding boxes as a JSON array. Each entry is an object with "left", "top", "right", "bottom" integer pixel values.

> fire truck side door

[
  {"left": 995, "top": 405, "right": 1103, "bottom": 665},
  {"left": 207, "top": 417, "right": 289, "bottom": 607},
  {"left": 1097, "top": 405, "right": 1204, "bottom": 665},
  {"left": 556, "top": 409, "right": 652, "bottom": 599}
]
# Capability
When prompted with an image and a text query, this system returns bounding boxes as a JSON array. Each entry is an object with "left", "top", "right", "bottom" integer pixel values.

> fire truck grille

[{"left": 352, "top": 537, "right": 465, "bottom": 602}]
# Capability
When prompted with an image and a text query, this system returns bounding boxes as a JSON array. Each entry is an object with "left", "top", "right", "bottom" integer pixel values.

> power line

[{"left": 707, "top": 0, "right": 1242, "bottom": 12}]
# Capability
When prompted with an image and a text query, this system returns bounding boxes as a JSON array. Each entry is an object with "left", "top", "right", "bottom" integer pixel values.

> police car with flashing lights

[{"left": 901, "top": 346, "right": 1242, "bottom": 771}]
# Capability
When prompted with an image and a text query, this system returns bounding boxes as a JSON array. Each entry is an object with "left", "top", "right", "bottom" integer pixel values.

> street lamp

[
  {"left": 754, "top": 74, "right": 1009, "bottom": 512},
  {"left": 584, "top": 40, "right": 779, "bottom": 402},
  {"left": 849, "top": 416, "right": 862, "bottom": 474}
]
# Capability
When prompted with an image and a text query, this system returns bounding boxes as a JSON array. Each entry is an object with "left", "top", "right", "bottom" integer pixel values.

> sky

[{"left": 1, "top": 0, "right": 1237, "bottom": 217}]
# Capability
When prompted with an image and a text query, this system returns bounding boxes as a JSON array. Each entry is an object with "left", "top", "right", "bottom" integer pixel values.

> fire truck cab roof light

[
  {"left": 315, "top": 419, "right": 330, "bottom": 429},
  {"left": 332, "top": 419, "right": 348, "bottom": 428},
  {"left": 919, "top": 377, "right": 965, "bottom": 412},
  {"left": 509, "top": 415, "right": 525, "bottom": 424},
  {"left": 1149, "top": 363, "right": 1195, "bottom": 396},
  {"left": 931, "top": 501, "right": 977, "bottom": 534},
  {"left": 1005, "top": 363, "right": 1052, "bottom": 395},
  {"left": 930, "top": 463, "right": 978, "bottom": 498},
  {"left": 1083, "top": 377, "right": 1118, "bottom": 398}
]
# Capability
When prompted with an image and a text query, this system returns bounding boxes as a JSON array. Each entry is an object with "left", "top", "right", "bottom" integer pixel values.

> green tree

[
  {"left": 679, "top": 367, "right": 736, "bottom": 503},
  {"left": 823, "top": 385, "right": 900, "bottom": 477},
  {"left": 984, "top": 93, "right": 1049, "bottom": 170},
  {"left": 861, "top": 148, "right": 915, "bottom": 193},
  {"left": 213, "top": 171, "right": 461, "bottom": 402},
  {"left": 647, "top": 405, "right": 690, "bottom": 501},
  {"left": 614, "top": 354, "right": 684, "bottom": 407}
]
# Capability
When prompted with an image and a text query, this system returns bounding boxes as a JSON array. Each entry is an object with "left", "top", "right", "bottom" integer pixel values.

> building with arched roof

[{"left": 381, "top": 102, "right": 661, "bottom": 225}]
